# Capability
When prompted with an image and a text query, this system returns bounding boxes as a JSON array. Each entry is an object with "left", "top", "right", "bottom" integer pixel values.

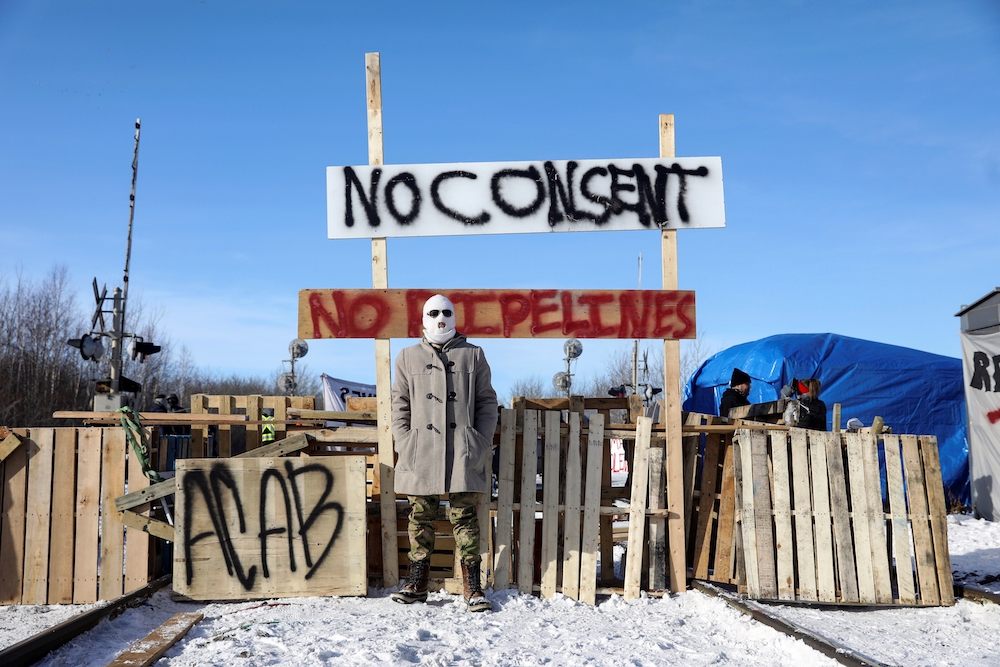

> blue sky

[{"left": 2, "top": 1, "right": 998, "bottom": 399}]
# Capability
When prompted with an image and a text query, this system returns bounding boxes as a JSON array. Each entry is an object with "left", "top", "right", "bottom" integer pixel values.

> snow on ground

[{"left": 2, "top": 514, "right": 999, "bottom": 666}]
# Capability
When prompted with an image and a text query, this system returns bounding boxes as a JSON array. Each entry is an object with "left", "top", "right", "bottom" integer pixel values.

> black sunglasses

[{"left": 427, "top": 309, "right": 453, "bottom": 318}]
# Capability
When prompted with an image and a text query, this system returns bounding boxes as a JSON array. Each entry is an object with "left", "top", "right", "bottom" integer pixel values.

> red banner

[{"left": 298, "top": 289, "right": 695, "bottom": 340}]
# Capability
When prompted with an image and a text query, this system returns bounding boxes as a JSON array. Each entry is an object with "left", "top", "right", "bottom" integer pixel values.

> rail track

[
  {"left": 0, "top": 575, "right": 171, "bottom": 667},
  {"left": 692, "top": 579, "right": 1000, "bottom": 667},
  {"left": 1, "top": 575, "right": 997, "bottom": 667}
]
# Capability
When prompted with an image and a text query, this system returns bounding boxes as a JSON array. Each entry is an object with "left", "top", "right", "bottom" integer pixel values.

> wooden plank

[
  {"left": 0, "top": 432, "right": 22, "bottom": 462},
  {"left": 900, "top": 434, "right": 938, "bottom": 604},
  {"left": 22, "top": 429, "right": 55, "bottom": 604},
  {"left": 734, "top": 430, "right": 759, "bottom": 597},
  {"left": 0, "top": 429, "right": 29, "bottom": 603},
  {"left": 494, "top": 408, "right": 517, "bottom": 590},
  {"left": 788, "top": 429, "right": 817, "bottom": 602},
  {"left": 539, "top": 411, "right": 561, "bottom": 598},
  {"left": 579, "top": 413, "right": 605, "bottom": 605},
  {"left": 561, "top": 412, "right": 583, "bottom": 600},
  {"left": 919, "top": 435, "right": 955, "bottom": 605},
  {"left": 823, "top": 431, "right": 859, "bottom": 603},
  {"left": 882, "top": 434, "right": 916, "bottom": 604},
  {"left": 647, "top": 441, "right": 666, "bottom": 590},
  {"left": 190, "top": 395, "right": 207, "bottom": 458},
  {"left": 120, "top": 510, "right": 175, "bottom": 542},
  {"left": 235, "top": 432, "right": 311, "bottom": 459},
  {"left": 116, "top": 478, "right": 177, "bottom": 512},
  {"left": 300, "top": 288, "right": 697, "bottom": 341},
  {"left": 52, "top": 411, "right": 248, "bottom": 423},
  {"left": 809, "top": 430, "right": 836, "bottom": 602},
  {"left": 859, "top": 432, "right": 893, "bottom": 604},
  {"left": 125, "top": 429, "right": 152, "bottom": 593},
  {"left": 599, "top": 427, "right": 614, "bottom": 586},
  {"left": 174, "top": 456, "right": 367, "bottom": 599},
  {"left": 273, "top": 397, "right": 289, "bottom": 443},
  {"left": 517, "top": 410, "right": 539, "bottom": 594},
  {"left": 692, "top": 430, "right": 723, "bottom": 580},
  {"left": 659, "top": 111, "right": 687, "bottom": 596},
  {"left": 48, "top": 429, "right": 78, "bottom": 604},
  {"left": 73, "top": 428, "right": 103, "bottom": 603},
  {"left": 844, "top": 432, "right": 876, "bottom": 604},
  {"left": 624, "top": 417, "right": 652, "bottom": 600},
  {"left": 217, "top": 396, "right": 233, "bottom": 458},
  {"left": 768, "top": 430, "right": 795, "bottom": 600},
  {"left": 711, "top": 434, "right": 737, "bottom": 583},
  {"left": 747, "top": 429, "right": 776, "bottom": 599},
  {"left": 100, "top": 428, "right": 127, "bottom": 600},
  {"left": 245, "top": 395, "right": 262, "bottom": 451},
  {"left": 105, "top": 611, "right": 203, "bottom": 667}
]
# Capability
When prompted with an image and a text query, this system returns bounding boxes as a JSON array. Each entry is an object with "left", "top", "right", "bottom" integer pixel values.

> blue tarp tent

[{"left": 682, "top": 333, "right": 969, "bottom": 506}]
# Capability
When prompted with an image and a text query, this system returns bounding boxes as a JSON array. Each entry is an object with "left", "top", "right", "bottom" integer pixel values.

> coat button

[
  {"left": 426, "top": 424, "right": 434, "bottom": 430},
  {"left": 426, "top": 393, "right": 433, "bottom": 399},
  {"left": 426, "top": 364, "right": 434, "bottom": 370},
  {"left": 448, "top": 391, "right": 457, "bottom": 398},
  {"left": 449, "top": 422, "right": 457, "bottom": 428}
]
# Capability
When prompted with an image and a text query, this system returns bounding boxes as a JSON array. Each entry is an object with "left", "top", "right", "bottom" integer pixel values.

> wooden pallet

[
  {"left": 0, "top": 427, "right": 153, "bottom": 605},
  {"left": 189, "top": 394, "right": 315, "bottom": 458},
  {"left": 733, "top": 427, "right": 954, "bottom": 606}
]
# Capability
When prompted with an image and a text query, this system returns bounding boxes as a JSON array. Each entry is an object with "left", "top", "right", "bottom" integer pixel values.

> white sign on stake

[{"left": 327, "top": 156, "right": 725, "bottom": 239}]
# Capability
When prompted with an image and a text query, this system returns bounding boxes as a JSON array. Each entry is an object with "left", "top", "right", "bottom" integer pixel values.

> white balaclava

[{"left": 422, "top": 294, "right": 457, "bottom": 345}]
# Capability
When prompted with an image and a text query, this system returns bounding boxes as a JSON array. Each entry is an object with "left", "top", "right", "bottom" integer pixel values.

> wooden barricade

[
  {"left": 189, "top": 394, "right": 315, "bottom": 458},
  {"left": 0, "top": 427, "right": 154, "bottom": 605},
  {"left": 733, "top": 427, "right": 955, "bottom": 606}
]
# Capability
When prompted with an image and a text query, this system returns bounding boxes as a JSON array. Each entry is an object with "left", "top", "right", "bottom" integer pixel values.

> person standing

[
  {"left": 719, "top": 368, "right": 752, "bottom": 418},
  {"left": 390, "top": 294, "right": 498, "bottom": 612},
  {"left": 795, "top": 378, "right": 827, "bottom": 430}
]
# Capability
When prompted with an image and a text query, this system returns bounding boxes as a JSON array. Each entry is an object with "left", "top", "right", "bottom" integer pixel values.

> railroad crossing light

[
  {"left": 67, "top": 334, "right": 105, "bottom": 361},
  {"left": 643, "top": 385, "right": 662, "bottom": 402},
  {"left": 608, "top": 384, "right": 627, "bottom": 398},
  {"left": 129, "top": 340, "right": 161, "bottom": 362}
]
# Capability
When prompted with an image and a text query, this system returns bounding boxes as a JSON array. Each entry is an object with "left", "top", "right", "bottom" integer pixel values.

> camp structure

[{"left": 683, "top": 333, "right": 968, "bottom": 507}]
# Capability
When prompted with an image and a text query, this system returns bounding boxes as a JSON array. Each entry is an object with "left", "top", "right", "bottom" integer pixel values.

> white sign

[
  {"left": 321, "top": 374, "right": 376, "bottom": 412},
  {"left": 961, "top": 332, "right": 1000, "bottom": 521},
  {"left": 327, "top": 157, "right": 725, "bottom": 239}
]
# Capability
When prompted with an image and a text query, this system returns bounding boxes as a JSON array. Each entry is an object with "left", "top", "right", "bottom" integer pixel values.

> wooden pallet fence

[
  {"left": 683, "top": 413, "right": 739, "bottom": 585},
  {"left": 0, "top": 427, "right": 154, "bottom": 605},
  {"left": 733, "top": 427, "right": 955, "bottom": 606},
  {"left": 189, "top": 394, "right": 315, "bottom": 458},
  {"left": 489, "top": 408, "right": 611, "bottom": 602}
]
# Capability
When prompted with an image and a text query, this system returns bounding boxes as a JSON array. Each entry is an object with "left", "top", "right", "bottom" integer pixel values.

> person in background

[
  {"left": 166, "top": 393, "right": 182, "bottom": 413},
  {"left": 796, "top": 378, "right": 827, "bottom": 430},
  {"left": 719, "top": 368, "right": 752, "bottom": 418},
  {"left": 149, "top": 394, "right": 168, "bottom": 413},
  {"left": 390, "top": 294, "right": 498, "bottom": 613}
]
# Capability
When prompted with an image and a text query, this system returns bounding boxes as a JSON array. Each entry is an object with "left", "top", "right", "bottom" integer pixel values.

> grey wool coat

[{"left": 391, "top": 334, "right": 499, "bottom": 496}]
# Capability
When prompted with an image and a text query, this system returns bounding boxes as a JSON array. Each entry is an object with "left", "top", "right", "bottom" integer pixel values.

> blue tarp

[{"left": 682, "top": 333, "right": 969, "bottom": 506}]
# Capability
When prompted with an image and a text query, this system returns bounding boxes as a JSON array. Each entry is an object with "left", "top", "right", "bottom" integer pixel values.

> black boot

[
  {"left": 461, "top": 561, "right": 492, "bottom": 612},
  {"left": 392, "top": 559, "right": 430, "bottom": 604}
]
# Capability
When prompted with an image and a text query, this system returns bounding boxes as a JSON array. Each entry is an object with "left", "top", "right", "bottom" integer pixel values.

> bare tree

[{"left": 499, "top": 375, "right": 554, "bottom": 408}]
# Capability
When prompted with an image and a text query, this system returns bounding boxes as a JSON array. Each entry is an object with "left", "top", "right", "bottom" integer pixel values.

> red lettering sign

[{"left": 298, "top": 289, "right": 696, "bottom": 340}]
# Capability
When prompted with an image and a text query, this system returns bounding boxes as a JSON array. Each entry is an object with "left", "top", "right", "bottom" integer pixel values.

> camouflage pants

[{"left": 406, "top": 493, "right": 482, "bottom": 565}]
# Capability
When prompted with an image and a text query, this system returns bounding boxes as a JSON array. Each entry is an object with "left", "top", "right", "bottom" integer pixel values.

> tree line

[{"left": 0, "top": 267, "right": 317, "bottom": 428}]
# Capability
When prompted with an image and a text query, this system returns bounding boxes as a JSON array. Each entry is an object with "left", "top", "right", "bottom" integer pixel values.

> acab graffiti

[{"left": 180, "top": 460, "right": 345, "bottom": 590}]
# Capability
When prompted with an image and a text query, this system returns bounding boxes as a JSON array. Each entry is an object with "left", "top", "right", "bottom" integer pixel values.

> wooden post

[
  {"left": 367, "top": 52, "right": 399, "bottom": 588},
  {"left": 660, "top": 114, "right": 687, "bottom": 593}
]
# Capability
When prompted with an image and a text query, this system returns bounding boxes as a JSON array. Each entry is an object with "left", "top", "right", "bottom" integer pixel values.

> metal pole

[
  {"left": 110, "top": 288, "right": 123, "bottom": 394},
  {"left": 121, "top": 119, "right": 141, "bottom": 341}
]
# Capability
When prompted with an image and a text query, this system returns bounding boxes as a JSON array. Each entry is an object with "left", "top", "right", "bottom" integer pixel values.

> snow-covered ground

[{"left": 3, "top": 514, "right": 1000, "bottom": 666}]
